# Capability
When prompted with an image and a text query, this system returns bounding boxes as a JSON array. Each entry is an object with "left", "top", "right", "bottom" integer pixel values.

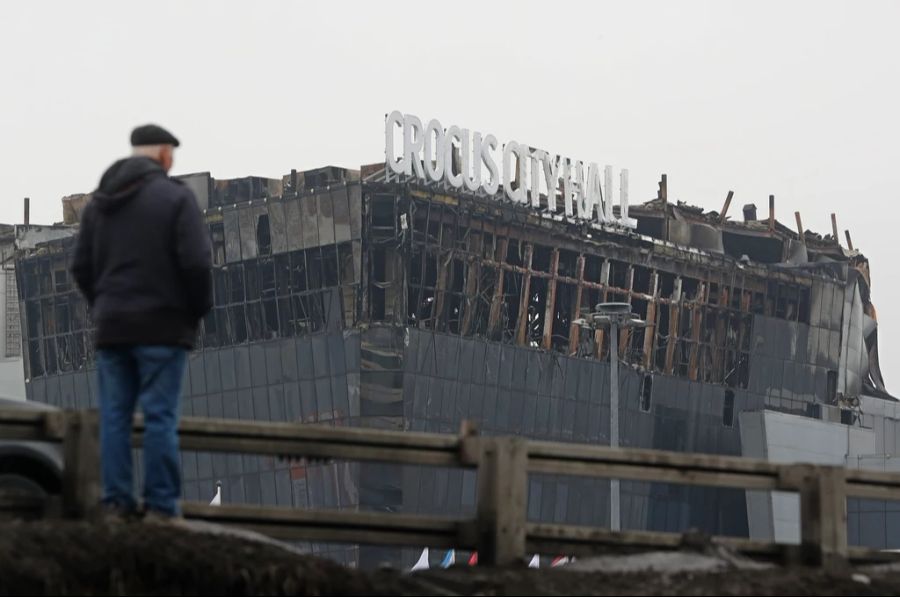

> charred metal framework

[
  {"left": 17, "top": 170, "right": 363, "bottom": 379},
  {"left": 16, "top": 166, "right": 889, "bottom": 400},
  {"left": 199, "top": 186, "right": 360, "bottom": 349},
  {"left": 20, "top": 168, "right": 884, "bottom": 397},
  {"left": 372, "top": 184, "right": 815, "bottom": 390},
  {"left": 18, "top": 248, "right": 89, "bottom": 378},
  {"left": 20, "top": 179, "right": 827, "bottom": 388},
  {"left": 4, "top": 268, "right": 20, "bottom": 358},
  {"left": 363, "top": 171, "right": 894, "bottom": 402}
]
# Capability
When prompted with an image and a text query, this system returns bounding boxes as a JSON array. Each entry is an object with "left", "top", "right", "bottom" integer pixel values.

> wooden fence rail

[{"left": 2, "top": 407, "right": 900, "bottom": 567}]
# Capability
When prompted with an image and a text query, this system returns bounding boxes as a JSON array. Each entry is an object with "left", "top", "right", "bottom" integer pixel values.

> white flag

[
  {"left": 411, "top": 547, "right": 429, "bottom": 571},
  {"left": 210, "top": 481, "right": 222, "bottom": 506},
  {"left": 528, "top": 554, "right": 540, "bottom": 568}
]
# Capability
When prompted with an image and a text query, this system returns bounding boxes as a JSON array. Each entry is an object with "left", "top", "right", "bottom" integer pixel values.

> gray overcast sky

[{"left": 1, "top": 0, "right": 897, "bottom": 388}]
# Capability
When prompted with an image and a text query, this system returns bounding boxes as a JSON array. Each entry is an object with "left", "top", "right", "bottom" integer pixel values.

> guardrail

[{"left": 2, "top": 407, "right": 899, "bottom": 567}]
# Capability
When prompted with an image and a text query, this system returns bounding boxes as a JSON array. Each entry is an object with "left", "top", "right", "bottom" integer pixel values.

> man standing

[{"left": 71, "top": 125, "right": 212, "bottom": 518}]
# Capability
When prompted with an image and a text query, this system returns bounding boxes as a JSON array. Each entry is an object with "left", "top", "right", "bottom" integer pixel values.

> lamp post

[{"left": 575, "top": 302, "right": 646, "bottom": 532}]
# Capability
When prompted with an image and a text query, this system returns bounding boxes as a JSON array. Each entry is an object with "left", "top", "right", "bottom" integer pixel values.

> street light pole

[{"left": 574, "top": 302, "right": 645, "bottom": 535}]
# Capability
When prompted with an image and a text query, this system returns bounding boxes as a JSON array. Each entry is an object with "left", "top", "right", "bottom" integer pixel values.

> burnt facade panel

[{"left": 16, "top": 167, "right": 897, "bottom": 564}]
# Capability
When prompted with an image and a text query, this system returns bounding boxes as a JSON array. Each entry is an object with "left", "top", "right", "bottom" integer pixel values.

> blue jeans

[{"left": 97, "top": 346, "right": 187, "bottom": 516}]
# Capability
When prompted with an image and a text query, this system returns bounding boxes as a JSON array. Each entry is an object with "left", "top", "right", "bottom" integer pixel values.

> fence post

[
  {"left": 62, "top": 410, "right": 101, "bottom": 519},
  {"left": 475, "top": 436, "right": 527, "bottom": 566},
  {"left": 783, "top": 464, "right": 848, "bottom": 567}
]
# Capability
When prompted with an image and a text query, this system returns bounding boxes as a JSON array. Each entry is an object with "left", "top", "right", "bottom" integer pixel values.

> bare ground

[{"left": 1, "top": 520, "right": 899, "bottom": 596}]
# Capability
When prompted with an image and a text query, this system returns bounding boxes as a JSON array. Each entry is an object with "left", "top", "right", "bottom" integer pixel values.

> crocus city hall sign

[{"left": 384, "top": 110, "right": 636, "bottom": 229}]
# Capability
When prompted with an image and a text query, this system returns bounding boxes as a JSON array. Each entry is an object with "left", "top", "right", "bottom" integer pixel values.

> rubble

[{"left": 4, "top": 519, "right": 900, "bottom": 596}]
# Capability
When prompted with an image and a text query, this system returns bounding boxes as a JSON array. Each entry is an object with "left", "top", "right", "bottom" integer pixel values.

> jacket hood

[{"left": 93, "top": 157, "right": 165, "bottom": 212}]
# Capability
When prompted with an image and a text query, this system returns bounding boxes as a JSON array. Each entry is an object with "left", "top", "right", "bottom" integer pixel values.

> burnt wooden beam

[
  {"left": 593, "top": 260, "right": 611, "bottom": 359},
  {"left": 432, "top": 251, "right": 451, "bottom": 330},
  {"left": 713, "top": 286, "right": 729, "bottom": 382},
  {"left": 460, "top": 233, "right": 483, "bottom": 335},
  {"left": 642, "top": 271, "right": 659, "bottom": 370},
  {"left": 487, "top": 237, "right": 509, "bottom": 338},
  {"left": 619, "top": 266, "right": 635, "bottom": 359},
  {"left": 687, "top": 283, "right": 706, "bottom": 381},
  {"left": 718, "top": 191, "right": 734, "bottom": 224},
  {"left": 664, "top": 277, "right": 682, "bottom": 375},
  {"left": 567, "top": 254, "right": 586, "bottom": 355},
  {"left": 515, "top": 244, "right": 534, "bottom": 346},
  {"left": 541, "top": 248, "right": 560, "bottom": 351},
  {"left": 795, "top": 211, "right": 805, "bottom": 245}
]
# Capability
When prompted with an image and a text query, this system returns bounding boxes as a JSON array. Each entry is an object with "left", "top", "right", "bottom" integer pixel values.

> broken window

[
  {"left": 290, "top": 250, "right": 308, "bottom": 292},
  {"left": 71, "top": 298, "right": 86, "bottom": 332},
  {"left": 826, "top": 370, "right": 838, "bottom": 402},
  {"left": 4, "top": 270, "right": 21, "bottom": 358},
  {"left": 228, "top": 305, "right": 248, "bottom": 343},
  {"left": 210, "top": 223, "right": 226, "bottom": 265},
  {"left": 43, "top": 338, "right": 57, "bottom": 375},
  {"left": 25, "top": 301, "right": 41, "bottom": 344},
  {"left": 640, "top": 374, "right": 653, "bottom": 412},
  {"left": 372, "top": 247, "right": 387, "bottom": 321},
  {"left": 54, "top": 269, "right": 69, "bottom": 293},
  {"left": 54, "top": 298, "right": 70, "bottom": 335},
  {"left": 28, "top": 340, "right": 42, "bottom": 377},
  {"left": 259, "top": 259, "right": 276, "bottom": 298},
  {"left": 38, "top": 260, "right": 51, "bottom": 296},
  {"left": 275, "top": 254, "right": 291, "bottom": 296},
  {"left": 263, "top": 299, "right": 278, "bottom": 337},
  {"left": 840, "top": 409, "right": 856, "bottom": 425},
  {"left": 277, "top": 297, "right": 293, "bottom": 336},
  {"left": 227, "top": 266, "right": 245, "bottom": 303},
  {"left": 56, "top": 335, "right": 73, "bottom": 372},
  {"left": 202, "top": 308, "right": 220, "bottom": 349},
  {"left": 41, "top": 298, "right": 54, "bottom": 337},
  {"left": 22, "top": 262, "right": 39, "bottom": 297},
  {"left": 246, "top": 301, "right": 264, "bottom": 342},
  {"left": 257, "top": 214, "right": 272, "bottom": 256},
  {"left": 723, "top": 389, "right": 735, "bottom": 427}
]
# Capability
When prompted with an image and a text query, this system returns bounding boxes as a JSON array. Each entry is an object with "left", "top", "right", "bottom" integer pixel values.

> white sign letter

[
  {"left": 586, "top": 163, "right": 606, "bottom": 224},
  {"left": 604, "top": 165, "right": 614, "bottom": 222},
  {"left": 530, "top": 149, "right": 546, "bottom": 209},
  {"left": 560, "top": 158, "right": 574, "bottom": 217},
  {"left": 481, "top": 134, "right": 500, "bottom": 195},
  {"left": 423, "top": 119, "right": 445, "bottom": 182},
  {"left": 572, "top": 160, "right": 587, "bottom": 219},
  {"left": 403, "top": 114, "right": 425, "bottom": 178},
  {"left": 464, "top": 132, "right": 482, "bottom": 192},
  {"left": 444, "top": 126, "right": 464, "bottom": 189},
  {"left": 385, "top": 110, "right": 405, "bottom": 176},
  {"left": 503, "top": 141, "right": 526, "bottom": 203},
  {"left": 542, "top": 154, "right": 562, "bottom": 213}
]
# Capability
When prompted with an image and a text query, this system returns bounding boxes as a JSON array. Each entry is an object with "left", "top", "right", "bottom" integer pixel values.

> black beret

[{"left": 130, "top": 124, "right": 180, "bottom": 147}]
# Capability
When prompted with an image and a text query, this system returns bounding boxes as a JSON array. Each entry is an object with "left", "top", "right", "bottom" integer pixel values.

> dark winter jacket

[{"left": 70, "top": 157, "right": 212, "bottom": 348}]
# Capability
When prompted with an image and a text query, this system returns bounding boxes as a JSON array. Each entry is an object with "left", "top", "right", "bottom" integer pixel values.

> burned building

[{"left": 14, "top": 136, "right": 897, "bottom": 564}]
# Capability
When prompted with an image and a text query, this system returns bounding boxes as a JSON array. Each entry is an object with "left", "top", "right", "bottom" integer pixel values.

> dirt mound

[
  {"left": 404, "top": 566, "right": 899, "bottom": 596},
  {"left": 3, "top": 520, "right": 900, "bottom": 596},
  {"left": 0, "top": 519, "right": 380, "bottom": 596}
]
